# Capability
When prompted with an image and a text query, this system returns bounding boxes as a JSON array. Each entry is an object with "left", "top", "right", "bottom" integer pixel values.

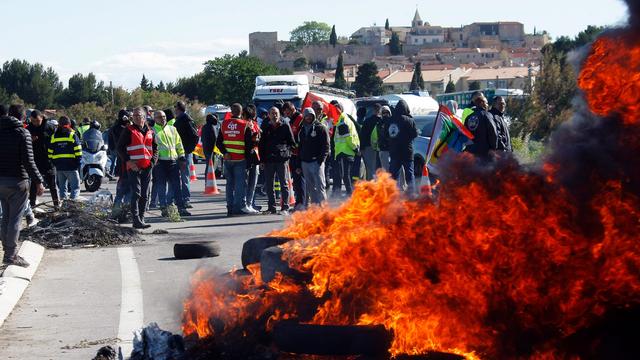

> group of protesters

[{"left": 0, "top": 92, "right": 511, "bottom": 266}]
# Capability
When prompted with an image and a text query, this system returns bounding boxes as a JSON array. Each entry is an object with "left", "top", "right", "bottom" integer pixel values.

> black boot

[{"left": 132, "top": 216, "right": 150, "bottom": 229}]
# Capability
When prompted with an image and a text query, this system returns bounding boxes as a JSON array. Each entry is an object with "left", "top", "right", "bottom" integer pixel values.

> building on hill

[{"left": 351, "top": 26, "right": 390, "bottom": 45}]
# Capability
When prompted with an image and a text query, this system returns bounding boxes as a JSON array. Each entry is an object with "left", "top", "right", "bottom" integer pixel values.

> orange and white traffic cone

[
  {"left": 203, "top": 159, "right": 220, "bottom": 195},
  {"left": 419, "top": 163, "right": 432, "bottom": 196},
  {"left": 189, "top": 163, "right": 197, "bottom": 182},
  {"left": 287, "top": 178, "right": 296, "bottom": 207}
]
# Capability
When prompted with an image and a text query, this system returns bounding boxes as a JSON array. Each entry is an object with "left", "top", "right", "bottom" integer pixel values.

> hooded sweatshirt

[
  {"left": 386, "top": 100, "right": 418, "bottom": 161},
  {"left": 298, "top": 109, "right": 330, "bottom": 163},
  {"left": 0, "top": 116, "right": 44, "bottom": 184}
]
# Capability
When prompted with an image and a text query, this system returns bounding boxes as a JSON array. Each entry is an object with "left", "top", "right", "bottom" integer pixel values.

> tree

[
  {"left": 445, "top": 80, "right": 456, "bottom": 93},
  {"left": 333, "top": 53, "right": 347, "bottom": 90},
  {"left": 385, "top": 18, "right": 390, "bottom": 30},
  {"left": 0, "top": 59, "right": 63, "bottom": 109},
  {"left": 330, "top": 25, "right": 338, "bottom": 47},
  {"left": 140, "top": 74, "right": 151, "bottom": 91},
  {"left": 469, "top": 81, "right": 481, "bottom": 91},
  {"left": 58, "top": 73, "right": 109, "bottom": 107},
  {"left": 409, "top": 62, "right": 424, "bottom": 91},
  {"left": 354, "top": 62, "right": 383, "bottom": 97},
  {"left": 290, "top": 21, "right": 332, "bottom": 46},
  {"left": 156, "top": 81, "right": 166, "bottom": 92},
  {"left": 201, "top": 50, "right": 284, "bottom": 105},
  {"left": 293, "top": 57, "right": 308, "bottom": 70},
  {"left": 389, "top": 32, "right": 402, "bottom": 55}
]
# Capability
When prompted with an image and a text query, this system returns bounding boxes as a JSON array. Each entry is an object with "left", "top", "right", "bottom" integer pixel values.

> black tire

[
  {"left": 272, "top": 322, "right": 392, "bottom": 356},
  {"left": 241, "top": 236, "right": 293, "bottom": 268},
  {"left": 173, "top": 241, "right": 220, "bottom": 259},
  {"left": 85, "top": 174, "right": 102, "bottom": 192}
]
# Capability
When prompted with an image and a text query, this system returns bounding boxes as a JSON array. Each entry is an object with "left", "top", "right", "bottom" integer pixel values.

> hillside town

[{"left": 250, "top": 9, "right": 545, "bottom": 94}]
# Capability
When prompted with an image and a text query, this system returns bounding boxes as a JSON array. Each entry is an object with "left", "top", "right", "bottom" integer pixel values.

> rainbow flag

[{"left": 426, "top": 105, "right": 474, "bottom": 166}]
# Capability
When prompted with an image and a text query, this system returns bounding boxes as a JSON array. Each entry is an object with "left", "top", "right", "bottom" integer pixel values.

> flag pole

[{"left": 425, "top": 105, "right": 443, "bottom": 164}]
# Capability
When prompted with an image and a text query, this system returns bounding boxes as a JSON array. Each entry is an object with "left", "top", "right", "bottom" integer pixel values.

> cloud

[{"left": 84, "top": 37, "right": 248, "bottom": 89}]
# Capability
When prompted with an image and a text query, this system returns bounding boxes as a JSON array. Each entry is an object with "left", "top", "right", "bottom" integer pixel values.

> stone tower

[{"left": 412, "top": 9, "right": 424, "bottom": 28}]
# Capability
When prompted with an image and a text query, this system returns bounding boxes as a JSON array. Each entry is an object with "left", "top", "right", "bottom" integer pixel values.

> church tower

[{"left": 412, "top": 9, "right": 424, "bottom": 28}]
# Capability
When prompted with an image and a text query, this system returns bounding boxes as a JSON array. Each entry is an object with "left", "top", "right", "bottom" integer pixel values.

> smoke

[{"left": 626, "top": 0, "right": 640, "bottom": 29}]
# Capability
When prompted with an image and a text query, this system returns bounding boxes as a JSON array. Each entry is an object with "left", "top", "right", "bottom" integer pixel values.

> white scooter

[{"left": 80, "top": 128, "right": 109, "bottom": 192}]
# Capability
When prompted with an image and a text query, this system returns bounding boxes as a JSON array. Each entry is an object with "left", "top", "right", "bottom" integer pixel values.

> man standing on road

[
  {"left": 27, "top": 109, "right": 59, "bottom": 210},
  {"left": 48, "top": 116, "right": 82, "bottom": 201},
  {"left": 117, "top": 107, "right": 158, "bottom": 229},
  {"left": 201, "top": 113, "right": 218, "bottom": 180},
  {"left": 244, "top": 104, "right": 262, "bottom": 212},
  {"left": 378, "top": 106, "right": 393, "bottom": 171},
  {"left": 217, "top": 103, "right": 254, "bottom": 216},
  {"left": 0, "top": 104, "right": 45, "bottom": 267},
  {"left": 332, "top": 103, "right": 360, "bottom": 197},
  {"left": 110, "top": 110, "right": 132, "bottom": 220},
  {"left": 298, "top": 108, "right": 330, "bottom": 206},
  {"left": 387, "top": 100, "right": 419, "bottom": 195},
  {"left": 489, "top": 96, "right": 512, "bottom": 152},
  {"left": 152, "top": 110, "right": 191, "bottom": 218},
  {"left": 464, "top": 93, "right": 498, "bottom": 159},
  {"left": 360, "top": 104, "right": 381, "bottom": 180},
  {"left": 282, "top": 102, "right": 306, "bottom": 211},
  {"left": 173, "top": 101, "right": 199, "bottom": 209},
  {"left": 259, "top": 106, "right": 296, "bottom": 214}
]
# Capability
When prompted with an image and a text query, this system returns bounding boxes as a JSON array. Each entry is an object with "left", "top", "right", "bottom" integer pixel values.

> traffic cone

[
  {"left": 287, "top": 178, "right": 296, "bottom": 207},
  {"left": 203, "top": 159, "right": 220, "bottom": 195},
  {"left": 419, "top": 163, "right": 432, "bottom": 196},
  {"left": 189, "top": 163, "right": 197, "bottom": 182}
]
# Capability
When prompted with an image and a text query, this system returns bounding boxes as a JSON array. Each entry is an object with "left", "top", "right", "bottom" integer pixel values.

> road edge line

[{"left": 116, "top": 247, "right": 144, "bottom": 359}]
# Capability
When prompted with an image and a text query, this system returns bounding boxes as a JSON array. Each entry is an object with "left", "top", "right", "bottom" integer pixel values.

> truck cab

[{"left": 252, "top": 75, "right": 309, "bottom": 112}]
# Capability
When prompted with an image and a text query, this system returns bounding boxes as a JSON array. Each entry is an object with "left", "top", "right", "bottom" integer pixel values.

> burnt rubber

[
  {"left": 173, "top": 241, "right": 220, "bottom": 259},
  {"left": 272, "top": 321, "right": 392, "bottom": 356},
  {"left": 241, "top": 236, "right": 293, "bottom": 268}
]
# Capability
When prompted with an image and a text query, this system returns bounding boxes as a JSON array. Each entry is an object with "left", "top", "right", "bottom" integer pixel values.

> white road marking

[{"left": 116, "top": 247, "right": 144, "bottom": 358}]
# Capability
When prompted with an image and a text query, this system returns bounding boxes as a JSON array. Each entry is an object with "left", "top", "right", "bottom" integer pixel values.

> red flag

[{"left": 302, "top": 92, "right": 341, "bottom": 126}]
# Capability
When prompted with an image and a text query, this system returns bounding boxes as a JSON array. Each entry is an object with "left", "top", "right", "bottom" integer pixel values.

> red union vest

[
  {"left": 222, "top": 117, "right": 248, "bottom": 161},
  {"left": 126, "top": 125, "right": 154, "bottom": 169}
]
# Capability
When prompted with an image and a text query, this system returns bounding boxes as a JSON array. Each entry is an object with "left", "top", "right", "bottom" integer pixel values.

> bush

[{"left": 512, "top": 136, "right": 545, "bottom": 164}]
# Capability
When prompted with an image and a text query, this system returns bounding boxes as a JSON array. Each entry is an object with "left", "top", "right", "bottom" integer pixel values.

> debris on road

[
  {"left": 129, "top": 322, "right": 185, "bottom": 360},
  {"left": 21, "top": 199, "right": 141, "bottom": 249},
  {"left": 173, "top": 241, "right": 220, "bottom": 260}
]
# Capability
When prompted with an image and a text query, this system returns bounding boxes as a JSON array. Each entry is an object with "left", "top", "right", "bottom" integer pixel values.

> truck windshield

[{"left": 254, "top": 99, "right": 303, "bottom": 113}]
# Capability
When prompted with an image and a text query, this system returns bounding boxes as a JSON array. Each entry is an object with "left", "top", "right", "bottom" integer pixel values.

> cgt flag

[
  {"left": 301, "top": 92, "right": 341, "bottom": 126},
  {"left": 426, "top": 105, "right": 474, "bottom": 166}
]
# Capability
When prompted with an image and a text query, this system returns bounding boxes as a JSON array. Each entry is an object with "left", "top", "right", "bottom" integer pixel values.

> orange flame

[
  {"left": 182, "top": 32, "right": 640, "bottom": 359},
  {"left": 578, "top": 35, "right": 640, "bottom": 124}
]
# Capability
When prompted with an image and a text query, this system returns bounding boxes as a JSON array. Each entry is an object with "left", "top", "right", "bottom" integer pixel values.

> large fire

[{"left": 182, "top": 30, "right": 640, "bottom": 359}]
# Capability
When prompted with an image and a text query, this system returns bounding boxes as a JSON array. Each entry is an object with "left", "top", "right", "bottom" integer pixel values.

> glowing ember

[{"left": 182, "top": 30, "right": 640, "bottom": 359}]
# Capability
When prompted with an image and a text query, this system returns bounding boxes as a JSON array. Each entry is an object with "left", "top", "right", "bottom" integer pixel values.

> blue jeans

[
  {"left": 246, "top": 164, "right": 259, "bottom": 208},
  {"left": 114, "top": 171, "right": 131, "bottom": 206},
  {"left": 108, "top": 152, "right": 117, "bottom": 175},
  {"left": 224, "top": 160, "right": 247, "bottom": 212},
  {"left": 57, "top": 170, "right": 81, "bottom": 199},
  {"left": 155, "top": 160, "right": 184, "bottom": 209},
  {"left": 389, "top": 157, "right": 415, "bottom": 194},
  {"left": 179, "top": 153, "right": 193, "bottom": 203}
]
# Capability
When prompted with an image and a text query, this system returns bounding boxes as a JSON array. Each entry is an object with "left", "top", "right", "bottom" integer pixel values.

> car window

[{"left": 413, "top": 115, "right": 436, "bottom": 137}]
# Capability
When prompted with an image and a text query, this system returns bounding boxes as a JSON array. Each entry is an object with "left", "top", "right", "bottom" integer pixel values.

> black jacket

[
  {"left": 174, "top": 112, "right": 199, "bottom": 154},
  {"left": 298, "top": 121, "right": 330, "bottom": 163},
  {"left": 108, "top": 121, "right": 128, "bottom": 154},
  {"left": 26, "top": 120, "right": 56, "bottom": 173},
  {"left": 200, "top": 118, "right": 218, "bottom": 159},
  {"left": 49, "top": 127, "right": 82, "bottom": 171},
  {"left": 387, "top": 100, "right": 418, "bottom": 161},
  {"left": 360, "top": 114, "right": 380, "bottom": 149},
  {"left": 377, "top": 116, "right": 391, "bottom": 151},
  {"left": 259, "top": 120, "right": 296, "bottom": 163},
  {"left": 0, "top": 116, "right": 44, "bottom": 184},
  {"left": 116, "top": 125, "right": 159, "bottom": 167},
  {"left": 489, "top": 108, "right": 512, "bottom": 152},
  {"left": 464, "top": 108, "right": 498, "bottom": 157}
]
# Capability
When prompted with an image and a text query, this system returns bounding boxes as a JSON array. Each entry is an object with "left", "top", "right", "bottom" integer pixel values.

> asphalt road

[{"left": 0, "top": 163, "right": 289, "bottom": 359}]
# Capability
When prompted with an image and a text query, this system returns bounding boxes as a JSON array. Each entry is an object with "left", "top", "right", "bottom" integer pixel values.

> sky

[{"left": 0, "top": 0, "right": 629, "bottom": 89}]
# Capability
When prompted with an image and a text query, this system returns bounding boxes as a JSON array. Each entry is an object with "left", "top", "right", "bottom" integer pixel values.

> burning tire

[
  {"left": 272, "top": 321, "right": 392, "bottom": 356},
  {"left": 174, "top": 241, "right": 220, "bottom": 259},
  {"left": 241, "top": 236, "right": 293, "bottom": 268}
]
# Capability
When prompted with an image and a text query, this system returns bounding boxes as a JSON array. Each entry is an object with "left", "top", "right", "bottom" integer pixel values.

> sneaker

[
  {"left": 239, "top": 206, "right": 255, "bottom": 215},
  {"left": 179, "top": 209, "right": 192, "bottom": 217},
  {"left": 160, "top": 208, "right": 169, "bottom": 217},
  {"left": 264, "top": 207, "right": 278, "bottom": 214},
  {"left": 26, "top": 215, "right": 39, "bottom": 228},
  {"left": 278, "top": 209, "right": 290, "bottom": 216},
  {"left": 3, "top": 255, "right": 30, "bottom": 268},
  {"left": 246, "top": 207, "right": 259, "bottom": 214},
  {"left": 252, "top": 204, "right": 262, "bottom": 211},
  {"left": 184, "top": 202, "right": 193, "bottom": 209}
]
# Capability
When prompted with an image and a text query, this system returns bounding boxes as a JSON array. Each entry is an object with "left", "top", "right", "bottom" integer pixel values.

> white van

[{"left": 252, "top": 75, "right": 310, "bottom": 112}]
